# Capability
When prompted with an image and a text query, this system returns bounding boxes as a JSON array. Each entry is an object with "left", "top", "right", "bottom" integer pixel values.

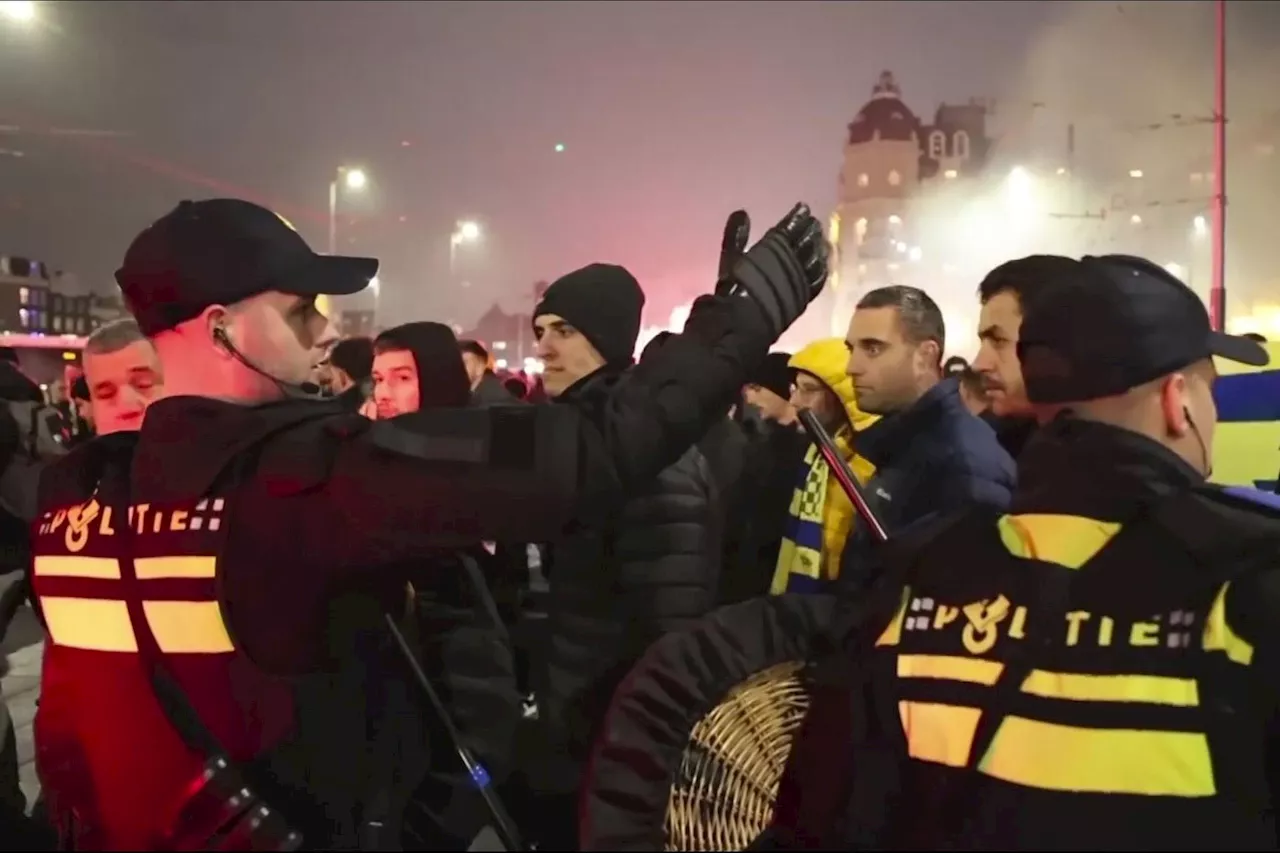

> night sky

[{"left": 1, "top": 1, "right": 1275, "bottom": 329}]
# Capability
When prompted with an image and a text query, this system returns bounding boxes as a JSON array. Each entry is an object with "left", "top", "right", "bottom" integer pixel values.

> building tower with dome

[{"left": 824, "top": 71, "right": 992, "bottom": 335}]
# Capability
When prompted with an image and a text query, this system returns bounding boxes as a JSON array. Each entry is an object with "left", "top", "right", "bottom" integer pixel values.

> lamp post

[
  {"left": 449, "top": 219, "right": 482, "bottom": 279},
  {"left": 327, "top": 166, "right": 367, "bottom": 255}
]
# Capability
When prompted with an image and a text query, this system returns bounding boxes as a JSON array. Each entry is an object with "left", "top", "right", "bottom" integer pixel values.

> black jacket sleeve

[{"left": 584, "top": 294, "right": 773, "bottom": 496}]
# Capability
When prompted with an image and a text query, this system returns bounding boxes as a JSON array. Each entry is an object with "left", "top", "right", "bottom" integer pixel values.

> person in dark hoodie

[
  {"left": 370, "top": 322, "right": 523, "bottom": 850},
  {"left": 459, "top": 339, "right": 522, "bottom": 406},
  {"left": 526, "top": 265, "right": 736, "bottom": 847}
]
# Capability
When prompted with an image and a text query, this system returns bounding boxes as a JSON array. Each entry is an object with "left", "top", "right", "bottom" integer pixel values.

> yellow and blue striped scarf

[{"left": 770, "top": 439, "right": 874, "bottom": 594}]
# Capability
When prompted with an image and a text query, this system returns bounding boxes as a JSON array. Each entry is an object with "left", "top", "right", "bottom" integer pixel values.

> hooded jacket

[
  {"left": 376, "top": 322, "right": 524, "bottom": 847},
  {"left": 532, "top": 362, "right": 729, "bottom": 799},
  {"left": 770, "top": 339, "right": 878, "bottom": 594}
]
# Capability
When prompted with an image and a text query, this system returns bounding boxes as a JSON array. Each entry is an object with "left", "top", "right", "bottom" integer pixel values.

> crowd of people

[{"left": 0, "top": 194, "right": 1278, "bottom": 852}]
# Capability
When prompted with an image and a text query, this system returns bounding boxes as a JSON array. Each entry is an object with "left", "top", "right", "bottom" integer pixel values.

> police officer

[
  {"left": 801, "top": 254, "right": 1280, "bottom": 851},
  {"left": 28, "top": 197, "right": 827, "bottom": 851}
]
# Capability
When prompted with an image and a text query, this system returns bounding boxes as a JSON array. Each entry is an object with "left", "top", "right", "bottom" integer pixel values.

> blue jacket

[{"left": 839, "top": 378, "right": 1015, "bottom": 588}]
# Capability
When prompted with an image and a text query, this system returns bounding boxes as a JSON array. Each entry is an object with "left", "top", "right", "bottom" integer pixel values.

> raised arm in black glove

[
  {"left": 717, "top": 203, "right": 828, "bottom": 340},
  {"left": 717, "top": 210, "right": 752, "bottom": 290}
]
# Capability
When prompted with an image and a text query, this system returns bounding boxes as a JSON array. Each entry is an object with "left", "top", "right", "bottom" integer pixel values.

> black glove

[
  {"left": 716, "top": 210, "right": 751, "bottom": 289},
  {"left": 717, "top": 203, "right": 828, "bottom": 340}
]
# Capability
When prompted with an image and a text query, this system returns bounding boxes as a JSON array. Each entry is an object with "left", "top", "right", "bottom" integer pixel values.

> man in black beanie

[
  {"left": 520, "top": 263, "right": 735, "bottom": 846},
  {"left": 532, "top": 263, "right": 645, "bottom": 397}
]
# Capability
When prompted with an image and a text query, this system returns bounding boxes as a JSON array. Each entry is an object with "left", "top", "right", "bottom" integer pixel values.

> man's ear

[
  {"left": 917, "top": 339, "right": 942, "bottom": 374},
  {"left": 202, "top": 305, "right": 233, "bottom": 357},
  {"left": 1160, "top": 372, "right": 1191, "bottom": 437}
]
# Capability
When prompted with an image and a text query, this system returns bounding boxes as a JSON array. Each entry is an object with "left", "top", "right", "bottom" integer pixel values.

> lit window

[
  {"left": 888, "top": 170, "right": 901, "bottom": 186},
  {"left": 19, "top": 286, "right": 28, "bottom": 303},
  {"left": 943, "top": 169, "right": 958, "bottom": 179},
  {"left": 855, "top": 217, "right": 868, "bottom": 242},
  {"left": 954, "top": 131, "right": 971, "bottom": 159},
  {"left": 1130, "top": 214, "right": 1143, "bottom": 225},
  {"left": 889, "top": 214, "right": 902, "bottom": 226},
  {"left": 53, "top": 316, "right": 62, "bottom": 333},
  {"left": 493, "top": 341, "right": 507, "bottom": 351},
  {"left": 1129, "top": 169, "right": 1144, "bottom": 179},
  {"left": 929, "top": 131, "right": 945, "bottom": 159},
  {"left": 19, "top": 309, "right": 29, "bottom": 329},
  {"left": 857, "top": 173, "right": 869, "bottom": 187}
]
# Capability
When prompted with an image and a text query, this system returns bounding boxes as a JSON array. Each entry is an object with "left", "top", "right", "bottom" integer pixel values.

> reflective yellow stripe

[
  {"left": 875, "top": 585, "right": 911, "bottom": 648},
  {"left": 1021, "top": 670, "right": 1199, "bottom": 706},
  {"left": 42, "top": 597, "right": 138, "bottom": 652},
  {"left": 142, "top": 601, "right": 234, "bottom": 654},
  {"left": 997, "top": 514, "right": 1121, "bottom": 569},
  {"left": 33, "top": 556, "right": 121, "bottom": 579},
  {"left": 898, "top": 653, "right": 1002, "bottom": 685},
  {"left": 135, "top": 556, "right": 217, "bottom": 580},
  {"left": 898, "top": 700, "right": 981, "bottom": 767},
  {"left": 1203, "top": 581, "right": 1254, "bottom": 666},
  {"left": 981, "top": 715, "right": 1214, "bottom": 797}
]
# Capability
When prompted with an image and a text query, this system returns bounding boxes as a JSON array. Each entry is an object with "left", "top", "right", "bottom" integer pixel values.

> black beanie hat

[
  {"left": 533, "top": 263, "right": 645, "bottom": 367},
  {"left": 748, "top": 351, "right": 794, "bottom": 400}
]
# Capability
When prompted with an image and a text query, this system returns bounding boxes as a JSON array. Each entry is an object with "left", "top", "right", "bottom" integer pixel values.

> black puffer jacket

[{"left": 532, "top": 366, "right": 727, "bottom": 796}]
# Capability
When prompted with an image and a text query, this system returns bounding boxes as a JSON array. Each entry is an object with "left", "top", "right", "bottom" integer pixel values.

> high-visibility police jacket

[
  {"left": 29, "top": 429, "right": 434, "bottom": 852},
  {"left": 30, "top": 433, "right": 300, "bottom": 850},
  {"left": 866, "top": 422, "right": 1280, "bottom": 850}
]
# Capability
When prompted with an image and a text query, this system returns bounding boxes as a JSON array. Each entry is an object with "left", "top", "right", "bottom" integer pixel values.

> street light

[
  {"left": 449, "top": 219, "right": 482, "bottom": 277},
  {"left": 0, "top": 1, "right": 35, "bottom": 24},
  {"left": 328, "top": 166, "right": 367, "bottom": 255},
  {"left": 1193, "top": 215, "right": 1208, "bottom": 237}
]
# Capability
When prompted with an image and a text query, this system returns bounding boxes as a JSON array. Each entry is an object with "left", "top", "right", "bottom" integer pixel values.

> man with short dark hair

[
  {"left": 840, "top": 285, "right": 1014, "bottom": 587},
  {"left": 972, "top": 255, "right": 1081, "bottom": 457},
  {"left": 459, "top": 338, "right": 520, "bottom": 405},
  {"left": 82, "top": 318, "right": 163, "bottom": 436}
]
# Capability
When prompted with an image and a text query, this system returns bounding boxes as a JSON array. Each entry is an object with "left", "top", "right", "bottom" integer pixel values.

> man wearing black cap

[
  {"left": 797, "top": 255, "right": 1280, "bottom": 851},
  {"left": 28, "top": 197, "right": 828, "bottom": 850}
]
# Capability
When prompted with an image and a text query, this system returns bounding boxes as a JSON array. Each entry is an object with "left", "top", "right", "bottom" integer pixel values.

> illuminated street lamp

[
  {"left": 328, "top": 165, "right": 367, "bottom": 254},
  {"left": 0, "top": 1, "right": 36, "bottom": 24},
  {"left": 449, "top": 219, "right": 482, "bottom": 277},
  {"left": 1193, "top": 215, "right": 1208, "bottom": 237}
]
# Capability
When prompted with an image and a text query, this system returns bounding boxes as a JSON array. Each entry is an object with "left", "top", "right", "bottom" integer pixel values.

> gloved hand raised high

[
  {"left": 716, "top": 210, "right": 752, "bottom": 290},
  {"left": 717, "top": 203, "right": 828, "bottom": 339}
]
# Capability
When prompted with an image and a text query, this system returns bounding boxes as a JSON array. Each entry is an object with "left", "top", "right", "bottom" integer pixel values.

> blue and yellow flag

[{"left": 1212, "top": 341, "right": 1280, "bottom": 491}]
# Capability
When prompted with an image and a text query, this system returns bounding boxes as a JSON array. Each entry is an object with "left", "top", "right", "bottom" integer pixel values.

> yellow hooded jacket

[{"left": 770, "top": 338, "right": 879, "bottom": 594}]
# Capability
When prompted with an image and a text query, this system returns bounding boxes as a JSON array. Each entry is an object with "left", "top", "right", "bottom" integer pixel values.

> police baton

[
  {"left": 797, "top": 409, "right": 889, "bottom": 543},
  {"left": 384, "top": 615, "right": 528, "bottom": 852}
]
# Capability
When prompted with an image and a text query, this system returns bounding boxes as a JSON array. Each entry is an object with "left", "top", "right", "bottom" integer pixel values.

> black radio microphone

[{"left": 213, "top": 327, "right": 322, "bottom": 398}]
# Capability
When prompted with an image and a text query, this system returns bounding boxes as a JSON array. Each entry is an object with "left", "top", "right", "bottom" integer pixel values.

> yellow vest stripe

[
  {"left": 898, "top": 700, "right": 1215, "bottom": 796},
  {"left": 898, "top": 654, "right": 1199, "bottom": 705},
  {"left": 42, "top": 597, "right": 138, "bottom": 652},
  {"left": 135, "top": 556, "right": 218, "bottom": 580},
  {"left": 981, "top": 716, "right": 1214, "bottom": 797},
  {"left": 1203, "top": 582, "right": 1254, "bottom": 666},
  {"left": 141, "top": 601, "right": 235, "bottom": 654},
  {"left": 33, "top": 555, "right": 122, "bottom": 579}
]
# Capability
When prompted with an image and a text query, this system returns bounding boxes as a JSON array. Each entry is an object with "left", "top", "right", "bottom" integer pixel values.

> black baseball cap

[
  {"left": 1018, "top": 254, "right": 1268, "bottom": 404},
  {"left": 115, "top": 198, "right": 378, "bottom": 335}
]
